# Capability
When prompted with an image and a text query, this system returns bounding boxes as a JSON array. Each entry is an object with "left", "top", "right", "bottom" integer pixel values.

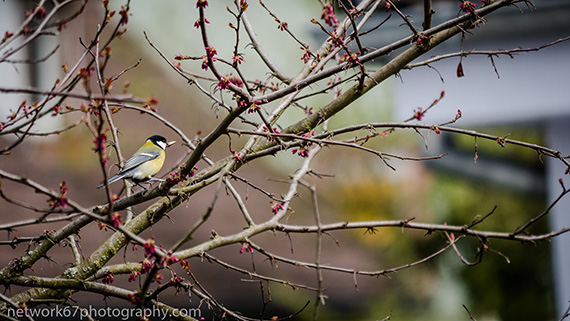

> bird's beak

[{"left": 167, "top": 141, "right": 176, "bottom": 147}]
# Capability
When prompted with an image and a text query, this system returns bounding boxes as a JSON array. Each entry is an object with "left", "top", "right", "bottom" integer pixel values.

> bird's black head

[{"left": 147, "top": 135, "right": 168, "bottom": 150}]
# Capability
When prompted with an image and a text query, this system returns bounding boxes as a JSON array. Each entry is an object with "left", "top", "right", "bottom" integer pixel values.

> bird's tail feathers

[{"left": 96, "top": 173, "right": 126, "bottom": 189}]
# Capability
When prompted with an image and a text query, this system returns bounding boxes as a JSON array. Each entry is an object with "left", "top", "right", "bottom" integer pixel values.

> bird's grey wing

[{"left": 119, "top": 151, "right": 160, "bottom": 174}]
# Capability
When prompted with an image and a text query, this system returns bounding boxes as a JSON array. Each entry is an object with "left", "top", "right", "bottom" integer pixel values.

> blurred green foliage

[{"left": 299, "top": 126, "right": 555, "bottom": 321}]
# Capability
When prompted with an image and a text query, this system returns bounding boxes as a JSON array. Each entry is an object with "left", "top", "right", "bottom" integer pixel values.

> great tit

[{"left": 97, "top": 135, "right": 173, "bottom": 189}]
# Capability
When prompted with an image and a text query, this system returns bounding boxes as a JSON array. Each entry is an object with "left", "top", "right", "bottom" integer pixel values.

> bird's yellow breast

[{"left": 132, "top": 152, "right": 165, "bottom": 180}]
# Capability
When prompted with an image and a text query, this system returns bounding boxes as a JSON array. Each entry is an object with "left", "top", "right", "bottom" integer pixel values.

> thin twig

[{"left": 405, "top": 36, "right": 570, "bottom": 69}]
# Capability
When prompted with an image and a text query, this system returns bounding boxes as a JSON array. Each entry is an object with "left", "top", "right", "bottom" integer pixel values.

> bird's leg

[{"left": 132, "top": 181, "right": 149, "bottom": 195}]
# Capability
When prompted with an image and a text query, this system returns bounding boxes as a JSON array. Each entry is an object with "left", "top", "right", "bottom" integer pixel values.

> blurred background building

[{"left": 391, "top": 1, "right": 570, "bottom": 317}]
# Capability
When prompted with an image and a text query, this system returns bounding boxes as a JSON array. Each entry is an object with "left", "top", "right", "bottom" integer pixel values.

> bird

[{"left": 97, "top": 135, "right": 173, "bottom": 189}]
